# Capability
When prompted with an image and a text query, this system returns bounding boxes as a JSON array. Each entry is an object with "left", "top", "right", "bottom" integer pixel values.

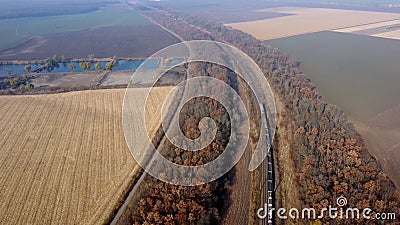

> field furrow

[
  {"left": 45, "top": 95, "right": 80, "bottom": 224},
  {"left": 0, "top": 87, "right": 173, "bottom": 224},
  {"left": 16, "top": 96, "right": 64, "bottom": 224},
  {"left": 0, "top": 97, "right": 52, "bottom": 224}
]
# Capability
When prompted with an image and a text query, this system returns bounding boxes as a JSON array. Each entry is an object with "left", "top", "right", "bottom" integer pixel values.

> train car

[{"left": 260, "top": 103, "right": 275, "bottom": 225}]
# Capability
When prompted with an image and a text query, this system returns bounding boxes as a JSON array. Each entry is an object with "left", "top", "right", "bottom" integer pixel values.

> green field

[
  {"left": 268, "top": 31, "right": 400, "bottom": 121},
  {"left": 0, "top": 4, "right": 150, "bottom": 51},
  {"left": 269, "top": 31, "right": 400, "bottom": 188}
]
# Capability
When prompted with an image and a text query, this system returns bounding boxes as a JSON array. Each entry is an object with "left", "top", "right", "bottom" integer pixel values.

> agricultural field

[
  {"left": 268, "top": 31, "right": 400, "bottom": 120},
  {"left": 334, "top": 19, "right": 400, "bottom": 33},
  {"left": 268, "top": 31, "right": 400, "bottom": 187},
  {"left": 0, "top": 0, "right": 116, "bottom": 20},
  {"left": 0, "top": 87, "right": 173, "bottom": 224},
  {"left": 30, "top": 71, "right": 107, "bottom": 89},
  {"left": 226, "top": 7, "right": 400, "bottom": 40},
  {"left": 0, "top": 25, "right": 179, "bottom": 61},
  {"left": 0, "top": 2, "right": 180, "bottom": 61},
  {"left": 100, "top": 66, "right": 186, "bottom": 87},
  {"left": 0, "top": 3, "right": 150, "bottom": 52},
  {"left": 372, "top": 28, "right": 400, "bottom": 39},
  {"left": 334, "top": 19, "right": 400, "bottom": 40},
  {"left": 354, "top": 105, "right": 400, "bottom": 189},
  {"left": 147, "top": 0, "right": 292, "bottom": 23}
]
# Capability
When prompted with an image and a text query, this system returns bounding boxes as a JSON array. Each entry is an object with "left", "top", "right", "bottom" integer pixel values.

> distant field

[
  {"left": 148, "top": 0, "right": 292, "bottom": 23},
  {"left": 0, "top": 25, "right": 179, "bottom": 60},
  {"left": 226, "top": 7, "right": 400, "bottom": 40},
  {"left": 0, "top": 0, "right": 116, "bottom": 20},
  {"left": 0, "top": 87, "right": 173, "bottom": 224},
  {"left": 268, "top": 31, "right": 400, "bottom": 187},
  {"left": 30, "top": 71, "right": 106, "bottom": 88},
  {"left": 334, "top": 19, "right": 400, "bottom": 40},
  {"left": 268, "top": 31, "right": 400, "bottom": 120},
  {"left": 372, "top": 28, "right": 400, "bottom": 39},
  {"left": 354, "top": 106, "right": 400, "bottom": 189},
  {"left": 0, "top": 4, "right": 151, "bottom": 52},
  {"left": 334, "top": 19, "right": 400, "bottom": 32}
]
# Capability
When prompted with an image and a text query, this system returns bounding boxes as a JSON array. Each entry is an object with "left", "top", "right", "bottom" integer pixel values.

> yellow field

[
  {"left": 226, "top": 7, "right": 400, "bottom": 40},
  {"left": 0, "top": 87, "right": 172, "bottom": 224},
  {"left": 334, "top": 19, "right": 400, "bottom": 32},
  {"left": 372, "top": 29, "right": 400, "bottom": 40},
  {"left": 333, "top": 19, "right": 400, "bottom": 40}
]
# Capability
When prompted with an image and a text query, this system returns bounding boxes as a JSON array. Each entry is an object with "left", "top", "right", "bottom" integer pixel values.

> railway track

[{"left": 260, "top": 103, "right": 275, "bottom": 225}]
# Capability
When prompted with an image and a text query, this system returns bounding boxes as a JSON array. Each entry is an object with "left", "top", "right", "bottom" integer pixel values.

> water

[{"left": 0, "top": 59, "right": 159, "bottom": 75}]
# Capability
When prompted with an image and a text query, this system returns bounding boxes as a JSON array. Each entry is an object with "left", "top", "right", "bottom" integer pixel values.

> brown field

[
  {"left": 0, "top": 25, "right": 179, "bottom": 61},
  {"left": 226, "top": 7, "right": 400, "bottom": 40},
  {"left": 0, "top": 87, "right": 173, "bottom": 224},
  {"left": 31, "top": 71, "right": 107, "bottom": 88},
  {"left": 353, "top": 104, "right": 400, "bottom": 189}
]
